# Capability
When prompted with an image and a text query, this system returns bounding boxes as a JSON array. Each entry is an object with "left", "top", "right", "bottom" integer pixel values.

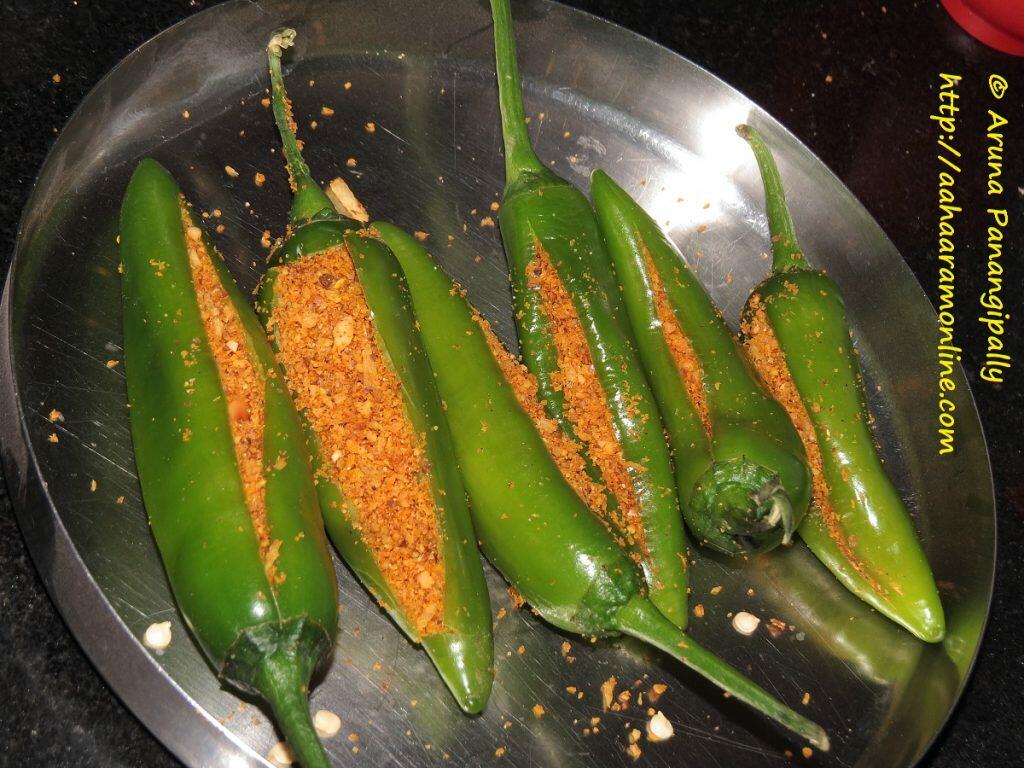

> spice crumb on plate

[{"left": 601, "top": 676, "right": 617, "bottom": 710}]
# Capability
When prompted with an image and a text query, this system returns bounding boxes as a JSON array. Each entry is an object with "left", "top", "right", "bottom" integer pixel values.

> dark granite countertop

[{"left": 1, "top": 1, "right": 1021, "bottom": 765}]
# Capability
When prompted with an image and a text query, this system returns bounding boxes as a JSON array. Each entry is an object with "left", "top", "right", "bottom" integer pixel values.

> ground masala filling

[
  {"left": 475, "top": 312, "right": 609, "bottom": 517},
  {"left": 741, "top": 293, "right": 885, "bottom": 597},
  {"left": 525, "top": 246, "right": 646, "bottom": 553},
  {"left": 642, "top": 246, "right": 711, "bottom": 437},
  {"left": 182, "top": 209, "right": 282, "bottom": 585},
  {"left": 268, "top": 245, "right": 446, "bottom": 636}
]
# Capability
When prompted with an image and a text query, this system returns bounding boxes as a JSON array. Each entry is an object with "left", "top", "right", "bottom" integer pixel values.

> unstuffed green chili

[
  {"left": 120, "top": 159, "right": 337, "bottom": 768},
  {"left": 257, "top": 29, "right": 494, "bottom": 711},
  {"left": 737, "top": 123, "right": 945, "bottom": 643},
  {"left": 591, "top": 170, "right": 812, "bottom": 554},
  {"left": 377, "top": 221, "right": 829, "bottom": 750},
  {"left": 491, "top": 0, "right": 688, "bottom": 629}
]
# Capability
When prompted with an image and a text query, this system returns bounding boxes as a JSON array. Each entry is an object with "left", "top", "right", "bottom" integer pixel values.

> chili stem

[
  {"left": 736, "top": 124, "right": 807, "bottom": 273},
  {"left": 615, "top": 595, "right": 829, "bottom": 750},
  {"left": 268, "top": 28, "right": 335, "bottom": 224},
  {"left": 491, "top": 0, "right": 546, "bottom": 183},
  {"left": 254, "top": 651, "right": 330, "bottom": 768}
]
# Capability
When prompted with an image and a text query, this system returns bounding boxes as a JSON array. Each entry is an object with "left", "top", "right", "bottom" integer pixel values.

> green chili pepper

[
  {"left": 736, "top": 124, "right": 945, "bottom": 643},
  {"left": 377, "top": 222, "right": 829, "bottom": 750},
  {"left": 258, "top": 29, "right": 494, "bottom": 711},
  {"left": 490, "top": 0, "right": 688, "bottom": 629},
  {"left": 591, "top": 170, "right": 812, "bottom": 554},
  {"left": 120, "top": 159, "right": 337, "bottom": 768}
]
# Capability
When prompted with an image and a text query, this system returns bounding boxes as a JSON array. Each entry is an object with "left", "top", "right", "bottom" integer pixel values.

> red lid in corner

[{"left": 941, "top": 0, "right": 1024, "bottom": 56}]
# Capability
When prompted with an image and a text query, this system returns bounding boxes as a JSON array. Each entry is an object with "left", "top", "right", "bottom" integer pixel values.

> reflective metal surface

[{"left": 0, "top": 1, "right": 994, "bottom": 766}]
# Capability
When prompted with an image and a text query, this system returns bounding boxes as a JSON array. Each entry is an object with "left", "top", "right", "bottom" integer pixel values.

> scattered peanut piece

[
  {"left": 267, "top": 741, "right": 295, "bottom": 766},
  {"left": 261, "top": 97, "right": 271, "bottom": 108},
  {"left": 254, "top": 172, "right": 266, "bottom": 187},
  {"left": 48, "top": 433, "right": 59, "bottom": 443},
  {"left": 646, "top": 711, "right": 674, "bottom": 742},
  {"left": 648, "top": 683, "right": 667, "bottom": 702},
  {"left": 321, "top": 106, "right": 335, "bottom": 116},
  {"left": 495, "top": 747, "right": 506, "bottom": 758},
  {"left": 90, "top": 479, "right": 97, "bottom": 492},
  {"left": 710, "top": 585, "right": 723, "bottom": 595},
  {"left": 693, "top": 603, "right": 705, "bottom": 618},
  {"left": 313, "top": 709, "right": 342, "bottom": 738},
  {"left": 143, "top": 621, "right": 172, "bottom": 651},
  {"left": 732, "top": 611, "right": 760, "bottom": 635},
  {"left": 106, "top": 359, "right": 120, "bottom": 368},
  {"left": 802, "top": 746, "right": 814, "bottom": 759},
  {"left": 414, "top": 231, "right": 430, "bottom": 242},
  {"left": 182, "top": 110, "right": 190, "bottom": 119},
  {"left": 52, "top": 73, "right": 62, "bottom": 84},
  {"left": 48, "top": 409, "right": 63, "bottom": 422},
  {"left": 802, "top": 692, "right": 811, "bottom": 706},
  {"left": 626, "top": 743, "right": 642, "bottom": 761},
  {"left": 490, "top": 201, "right": 500, "bottom": 211},
  {"left": 224, "top": 165, "right": 239, "bottom": 178},
  {"left": 344, "top": 81, "right": 352, "bottom": 90},
  {"left": 479, "top": 216, "right": 495, "bottom": 228},
  {"left": 365, "top": 121, "right": 376, "bottom": 133},
  {"left": 346, "top": 158, "right": 357, "bottom": 168},
  {"left": 325, "top": 177, "right": 369, "bottom": 222},
  {"left": 532, "top": 704, "right": 545, "bottom": 718}
]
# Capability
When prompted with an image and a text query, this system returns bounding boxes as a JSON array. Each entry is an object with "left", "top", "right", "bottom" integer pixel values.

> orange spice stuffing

[
  {"left": 642, "top": 246, "right": 711, "bottom": 436},
  {"left": 268, "top": 245, "right": 445, "bottom": 635},
  {"left": 741, "top": 294, "right": 884, "bottom": 597},
  {"left": 182, "top": 208, "right": 281, "bottom": 585},
  {"left": 526, "top": 246, "right": 645, "bottom": 553},
  {"left": 475, "top": 312, "right": 608, "bottom": 519}
]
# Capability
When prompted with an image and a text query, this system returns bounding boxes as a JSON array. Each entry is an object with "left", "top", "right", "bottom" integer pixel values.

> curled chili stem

[
  {"left": 615, "top": 596, "right": 829, "bottom": 751},
  {"left": 736, "top": 124, "right": 808, "bottom": 273},
  {"left": 254, "top": 651, "right": 330, "bottom": 768},
  {"left": 751, "top": 478, "right": 795, "bottom": 545},
  {"left": 267, "top": 28, "right": 335, "bottom": 224},
  {"left": 491, "top": 0, "right": 547, "bottom": 184}
]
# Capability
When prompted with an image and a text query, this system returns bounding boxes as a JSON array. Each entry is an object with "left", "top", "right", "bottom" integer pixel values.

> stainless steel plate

[{"left": 0, "top": 1, "right": 995, "bottom": 766}]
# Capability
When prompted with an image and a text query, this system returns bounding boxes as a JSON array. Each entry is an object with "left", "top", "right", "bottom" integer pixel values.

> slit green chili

[
  {"left": 256, "top": 29, "right": 494, "bottom": 711},
  {"left": 736, "top": 123, "right": 944, "bottom": 642},
  {"left": 376, "top": 221, "right": 829, "bottom": 750},
  {"left": 591, "top": 170, "right": 812, "bottom": 554},
  {"left": 120, "top": 159, "right": 337, "bottom": 768},
  {"left": 490, "top": 0, "right": 688, "bottom": 629}
]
